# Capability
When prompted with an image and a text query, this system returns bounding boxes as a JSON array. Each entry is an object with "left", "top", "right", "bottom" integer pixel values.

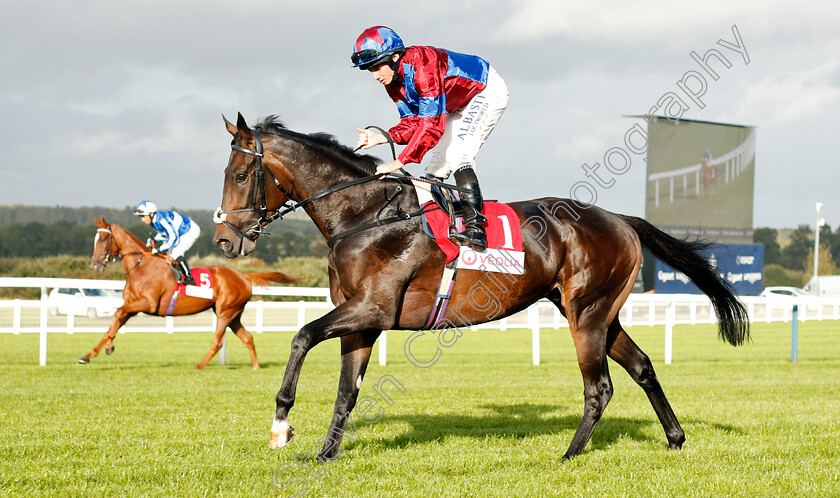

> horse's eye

[{"left": 235, "top": 172, "right": 247, "bottom": 183}]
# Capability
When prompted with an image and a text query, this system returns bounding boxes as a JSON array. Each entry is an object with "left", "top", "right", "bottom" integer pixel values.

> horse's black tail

[{"left": 620, "top": 215, "right": 750, "bottom": 346}]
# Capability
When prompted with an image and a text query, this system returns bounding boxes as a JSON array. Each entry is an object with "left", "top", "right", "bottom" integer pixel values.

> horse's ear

[
  {"left": 94, "top": 216, "right": 102, "bottom": 227},
  {"left": 236, "top": 112, "right": 253, "bottom": 139},
  {"left": 100, "top": 216, "right": 109, "bottom": 225},
  {"left": 223, "top": 113, "right": 237, "bottom": 137}
]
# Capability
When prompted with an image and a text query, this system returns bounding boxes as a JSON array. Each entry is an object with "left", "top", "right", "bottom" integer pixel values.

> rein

[{"left": 214, "top": 125, "right": 469, "bottom": 247}]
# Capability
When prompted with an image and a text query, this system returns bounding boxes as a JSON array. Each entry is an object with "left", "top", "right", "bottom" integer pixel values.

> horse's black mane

[{"left": 255, "top": 115, "right": 381, "bottom": 176}]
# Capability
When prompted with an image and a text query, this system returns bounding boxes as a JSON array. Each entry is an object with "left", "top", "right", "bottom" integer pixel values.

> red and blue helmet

[{"left": 351, "top": 26, "right": 405, "bottom": 70}]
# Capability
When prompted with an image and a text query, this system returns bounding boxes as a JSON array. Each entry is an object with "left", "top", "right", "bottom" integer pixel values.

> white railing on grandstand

[
  {"left": 2, "top": 277, "right": 838, "bottom": 367},
  {"left": 648, "top": 129, "right": 756, "bottom": 207}
]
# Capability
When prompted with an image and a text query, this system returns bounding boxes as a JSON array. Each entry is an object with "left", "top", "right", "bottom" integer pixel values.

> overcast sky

[{"left": 2, "top": 1, "right": 838, "bottom": 230}]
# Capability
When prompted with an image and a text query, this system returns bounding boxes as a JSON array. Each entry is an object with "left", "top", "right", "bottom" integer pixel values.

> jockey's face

[
  {"left": 140, "top": 215, "right": 152, "bottom": 225},
  {"left": 368, "top": 54, "right": 399, "bottom": 85}
]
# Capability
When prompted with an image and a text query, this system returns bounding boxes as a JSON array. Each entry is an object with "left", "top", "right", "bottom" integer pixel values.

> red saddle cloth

[
  {"left": 165, "top": 268, "right": 214, "bottom": 315},
  {"left": 174, "top": 268, "right": 214, "bottom": 299},
  {"left": 422, "top": 201, "right": 523, "bottom": 264}
]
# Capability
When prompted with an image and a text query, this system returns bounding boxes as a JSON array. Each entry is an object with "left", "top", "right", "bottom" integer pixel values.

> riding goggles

[{"left": 351, "top": 49, "right": 398, "bottom": 68}]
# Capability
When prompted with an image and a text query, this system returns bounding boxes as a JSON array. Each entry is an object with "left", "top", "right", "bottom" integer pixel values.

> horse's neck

[
  {"left": 113, "top": 227, "right": 150, "bottom": 271},
  {"left": 274, "top": 146, "right": 372, "bottom": 238}
]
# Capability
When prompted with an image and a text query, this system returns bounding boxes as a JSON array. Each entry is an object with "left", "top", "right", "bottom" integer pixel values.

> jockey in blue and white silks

[{"left": 134, "top": 200, "right": 201, "bottom": 285}]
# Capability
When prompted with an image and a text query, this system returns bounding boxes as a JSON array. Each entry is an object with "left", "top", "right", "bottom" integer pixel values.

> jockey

[
  {"left": 133, "top": 200, "right": 201, "bottom": 285},
  {"left": 351, "top": 26, "right": 509, "bottom": 252}
]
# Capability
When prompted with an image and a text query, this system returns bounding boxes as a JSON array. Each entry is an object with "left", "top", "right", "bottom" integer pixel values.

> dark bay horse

[
  {"left": 81, "top": 216, "right": 296, "bottom": 369},
  {"left": 213, "top": 113, "right": 749, "bottom": 460}
]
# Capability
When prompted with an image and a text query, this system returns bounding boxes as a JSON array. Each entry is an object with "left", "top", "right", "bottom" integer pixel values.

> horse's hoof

[
  {"left": 77, "top": 356, "right": 90, "bottom": 364},
  {"left": 269, "top": 420, "right": 295, "bottom": 449},
  {"left": 105, "top": 347, "right": 115, "bottom": 355}
]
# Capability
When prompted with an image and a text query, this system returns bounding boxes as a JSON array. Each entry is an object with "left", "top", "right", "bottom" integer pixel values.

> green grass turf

[{"left": 1, "top": 321, "right": 839, "bottom": 496}]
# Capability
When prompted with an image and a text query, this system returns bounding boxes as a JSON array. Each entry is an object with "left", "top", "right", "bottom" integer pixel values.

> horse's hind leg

[
  {"left": 195, "top": 315, "right": 232, "bottom": 370},
  {"left": 607, "top": 318, "right": 685, "bottom": 450},
  {"left": 318, "top": 329, "right": 381, "bottom": 462},
  {"left": 229, "top": 314, "right": 260, "bottom": 370},
  {"left": 564, "top": 315, "right": 614, "bottom": 460}
]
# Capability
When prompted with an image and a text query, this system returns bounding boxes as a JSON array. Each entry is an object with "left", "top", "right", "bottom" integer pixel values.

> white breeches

[
  {"left": 424, "top": 66, "right": 509, "bottom": 179},
  {"left": 167, "top": 223, "right": 200, "bottom": 259}
]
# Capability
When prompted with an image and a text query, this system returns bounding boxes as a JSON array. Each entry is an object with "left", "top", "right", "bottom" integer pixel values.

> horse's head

[
  {"left": 214, "top": 113, "right": 292, "bottom": 258},
  {"left": 90, "top": 216, "right": 119, "bottom": 272}
]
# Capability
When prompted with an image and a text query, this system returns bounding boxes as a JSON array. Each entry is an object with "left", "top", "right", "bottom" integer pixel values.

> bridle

[
  {"left": 91, "top": 225, "right": 145, "bottom": 274},
  {"left": 213, "top": 128, "right": 298, "bottom": 240},
  {"left": 91, "top": 227, "right": 119, "bottom": 268},
  {"left": 213, "top": 127, "right": 386, "bottom": 239},
  {"left": 212, "top": 125, "right": 470, "bottom": 247}
]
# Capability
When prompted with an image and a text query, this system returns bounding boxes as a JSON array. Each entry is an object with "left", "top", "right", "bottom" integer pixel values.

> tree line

[
  {"left": 0, "top": 204, "right": 328, "bottom": 261},
  {"left": 753, "top": 225, "right": 839, "bottom": 286},
  {"left": 1, "top": 204, "right": 837, "bottom": 287}
]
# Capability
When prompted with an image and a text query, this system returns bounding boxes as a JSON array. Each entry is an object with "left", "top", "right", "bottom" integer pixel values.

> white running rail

[{"left": 2, "top": 276, "right": 837, "bottom": 366}]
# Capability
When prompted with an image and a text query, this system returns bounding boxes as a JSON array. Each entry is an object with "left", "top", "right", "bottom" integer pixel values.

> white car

[
  {"left": 759, "top": 286, "right": 819, "bottom": 310},
  {"left": 759, "top": 286, "right": 809, "bottom": 298},
  {"left": 47, "top": 288, "right": 124, "bottom": 318}
]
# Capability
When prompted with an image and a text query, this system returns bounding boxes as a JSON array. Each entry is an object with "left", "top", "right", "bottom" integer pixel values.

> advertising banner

[{"left": 654, "top": 243, "right": 764, "bottom": 295}]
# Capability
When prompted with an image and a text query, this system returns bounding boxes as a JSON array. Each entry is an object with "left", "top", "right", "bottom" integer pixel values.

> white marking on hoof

[
  {"left": 356, "top": 375, "right": 362, "bottom": 390},
  {"left": 269, "top": 419, "right": 295, "bottom": 450}
]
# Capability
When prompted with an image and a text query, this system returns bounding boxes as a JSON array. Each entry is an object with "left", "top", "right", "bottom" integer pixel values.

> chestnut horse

[
  {"left": 80, "top": 216, "right": 295, "bottom": 369},
  {"left": 213, "top": 114, "right": 749, "bottom": 460},
  {"left": 702, "top": 150, "right": 717, "bottom": 199}
]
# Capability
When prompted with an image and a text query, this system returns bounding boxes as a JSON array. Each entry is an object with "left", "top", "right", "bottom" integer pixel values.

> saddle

[
  {"left": 429, "top": 183, "right": 465, "bottom": 220},
  {"left": 422, "top": 182, "right": 495, "bottom": 240}
]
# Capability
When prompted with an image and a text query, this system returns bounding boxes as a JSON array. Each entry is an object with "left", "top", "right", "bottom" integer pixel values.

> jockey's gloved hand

[
  {"left": 154, "top": 233, "right": 166, "bottom": 241},
  {"left": 151, "top": 248, "right": 159, "bottom": 254}
]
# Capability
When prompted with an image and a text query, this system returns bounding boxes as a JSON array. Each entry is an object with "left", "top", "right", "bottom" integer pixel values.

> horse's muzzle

[{"left": 213, "top": 226, "right": 257, "bottom": 258}]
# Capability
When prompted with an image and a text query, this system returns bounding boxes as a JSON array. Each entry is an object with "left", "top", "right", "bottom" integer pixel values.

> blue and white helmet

[
  {"left": 351, "top": 26, "right": 405, "bottom": 70},
  {"left": 133, "top": 200, "right": 158, "bottom": 216}
]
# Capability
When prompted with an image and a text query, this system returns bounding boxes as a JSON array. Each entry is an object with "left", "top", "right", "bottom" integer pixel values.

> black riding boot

[
  {"left": 176, "top": 256, "right": 195, "bottom": 285},
  {"left": 451, "top": 182, "right": 488, "bottom": 251}
]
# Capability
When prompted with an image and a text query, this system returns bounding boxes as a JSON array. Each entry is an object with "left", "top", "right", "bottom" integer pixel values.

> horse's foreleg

[
  {"left": 229, "top": 315, "right": 259, "bottom": 370},
  {"left": 270, "top": 296, "right": 393, "bottom": 450},
  {"left": 318, "top": 329, "right": 380, "bottom": 462},
  {"left": 78, "top": 308, "right": 135, "bottom": 364},
  {"left": 607, "top": 319, "right": 685, "bottom": 450},
  {"left": 195, "top": 316, "right": 232, "bottom": 370}
]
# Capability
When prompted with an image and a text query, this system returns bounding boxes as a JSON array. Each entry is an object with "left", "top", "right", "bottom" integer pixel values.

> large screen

[{"left": 644, "top": 116, "right": 756, "bottom": 244}]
